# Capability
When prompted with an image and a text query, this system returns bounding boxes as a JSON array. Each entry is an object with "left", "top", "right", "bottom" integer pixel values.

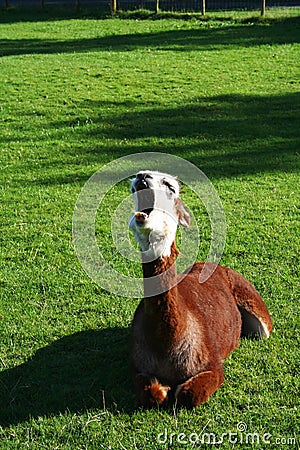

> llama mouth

[
  {"left": 135, "top": 211, "right": 149, "bottom": 225},
  {"left": 134, "top": 187, "right": 155, "bottom": 218}
]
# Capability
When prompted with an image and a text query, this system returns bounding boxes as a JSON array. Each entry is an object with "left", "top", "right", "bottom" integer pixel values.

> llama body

[
  {"left": 132, "top": 263, "right": 241, "bottom": 384},
  {"left": 129, "top": 171, "right": 272, "bottom": 408}
]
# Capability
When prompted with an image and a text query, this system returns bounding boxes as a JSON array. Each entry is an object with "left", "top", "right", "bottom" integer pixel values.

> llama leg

[
  {"left": 225, "top": 267, "right": 272, "bottom": 338},
  {"left": 175, "top": 366, "right": 224, "bottom": 408},
  {"left": 134, "top": 373, "right": 170, "bottom": 408}
]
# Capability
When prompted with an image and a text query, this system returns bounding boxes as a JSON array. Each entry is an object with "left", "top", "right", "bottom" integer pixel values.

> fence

[
  {"left": 1, "top": 0, "right": 299, "bottom": 14},
  {"left": 113, "top": 0, "right": 299, "bottom": 13}
]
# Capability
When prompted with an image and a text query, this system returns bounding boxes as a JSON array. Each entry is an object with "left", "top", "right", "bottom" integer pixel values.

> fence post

[
  {"left": 155, "top": 0, "right": 160, "bottom": 13},
  {"left": 112, "top": 0, "right": 117, "bottom": 14},
  {"left": 201, "top": 0, "right": 206, "bottom": 15},
  {"left": 261, "top": 0, "right": 265, "bottom": 16}
]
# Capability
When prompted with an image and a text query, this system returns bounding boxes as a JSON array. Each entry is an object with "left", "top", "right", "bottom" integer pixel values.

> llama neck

[{"left": 141, "top": 242, "right": 185, "bottom": 349}]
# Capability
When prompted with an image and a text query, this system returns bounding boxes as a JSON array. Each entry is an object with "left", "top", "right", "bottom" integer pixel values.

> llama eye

[{"left": 163, "top": 180, "right": 176, "bottom": 194}]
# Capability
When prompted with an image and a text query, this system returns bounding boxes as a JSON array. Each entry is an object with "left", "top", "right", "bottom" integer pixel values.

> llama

[{"left": 129, "top": 171, "right": 272, "bottom": 408}]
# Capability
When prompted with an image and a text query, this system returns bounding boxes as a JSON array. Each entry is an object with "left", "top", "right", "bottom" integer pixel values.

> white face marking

[
  {"left": 130, "top": 171, "right": 180, "bottom": 196},
  {"left": 129, "top": 171, "right": 181, "bottom": 259},
  {"left": 129, "top": 208, "right": 178, "bottom": 259}
]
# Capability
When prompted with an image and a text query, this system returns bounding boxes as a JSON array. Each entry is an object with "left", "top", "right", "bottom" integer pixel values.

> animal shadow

[{"left": 0, "top": 327, "right": 133, "bottom": 427}]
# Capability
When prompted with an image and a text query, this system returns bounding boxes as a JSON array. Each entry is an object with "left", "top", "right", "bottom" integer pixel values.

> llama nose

[{"left": 135, "top": 175, "right": 149, "bottom": 191}]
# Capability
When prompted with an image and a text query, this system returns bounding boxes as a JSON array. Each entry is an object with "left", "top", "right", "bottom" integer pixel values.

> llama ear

[{"left": 175, "top": 198, "right": 190, "bottom": 228}]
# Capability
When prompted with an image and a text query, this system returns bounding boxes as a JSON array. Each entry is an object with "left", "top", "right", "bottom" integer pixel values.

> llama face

[{"left": 129, "top": 171, "right": 190, "bottom": 259}]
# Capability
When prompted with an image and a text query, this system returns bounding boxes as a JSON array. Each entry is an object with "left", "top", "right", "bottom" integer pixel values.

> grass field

[{"left": 0, "top": 7, "right": 299, "bottom": 449}]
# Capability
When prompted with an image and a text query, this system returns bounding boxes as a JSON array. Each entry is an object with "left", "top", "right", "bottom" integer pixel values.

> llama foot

[
  {"left": 135, "top": 373, "right": 170, "bottom": 408},
  {"left": 175, "top": 367, "right": 224, "bottom": 408}
]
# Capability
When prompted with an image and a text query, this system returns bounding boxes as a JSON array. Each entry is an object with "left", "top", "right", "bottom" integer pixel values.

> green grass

[{"left": 0, "top": 8, "right": 299, "bottom": 449}]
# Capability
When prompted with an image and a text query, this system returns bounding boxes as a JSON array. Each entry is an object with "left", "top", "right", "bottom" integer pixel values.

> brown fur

[{"left": 131, "top": 243, "right": 272, "bottom": 408}]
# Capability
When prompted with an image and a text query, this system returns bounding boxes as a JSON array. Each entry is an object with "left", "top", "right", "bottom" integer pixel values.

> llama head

[{"left": 129, "top": 171, "right": 190, "bottom": 259}]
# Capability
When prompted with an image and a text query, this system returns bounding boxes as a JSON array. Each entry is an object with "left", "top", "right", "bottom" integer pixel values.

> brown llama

[{"left": 129, "top": 171, "right": 272, "bottom": 408}]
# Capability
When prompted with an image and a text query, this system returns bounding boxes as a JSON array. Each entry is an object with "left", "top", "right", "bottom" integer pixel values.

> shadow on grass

[
  {"left": 32, "top": 92, "right": 299, "bottom": 184},
  {"left": 0, "top": 327, "right": 134, "bottom": 427},
  {"left": 3, "top": 92, "right": 297, "bottom": 186},
  {"left": 0, "top": 16, "right": 299, "bottom": 56},
  {"left": 0, "top": 6, "right": 111, "bottom": 24}
]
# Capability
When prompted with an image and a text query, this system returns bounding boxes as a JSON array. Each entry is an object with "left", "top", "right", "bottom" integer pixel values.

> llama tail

[{"left": 225, "top": 267, "right": 272, "bottom": 339}]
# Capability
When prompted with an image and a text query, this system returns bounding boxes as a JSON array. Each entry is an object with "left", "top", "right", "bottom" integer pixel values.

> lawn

[{"left": 0, "top": 7, "right": 299, "bottom": 449}]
